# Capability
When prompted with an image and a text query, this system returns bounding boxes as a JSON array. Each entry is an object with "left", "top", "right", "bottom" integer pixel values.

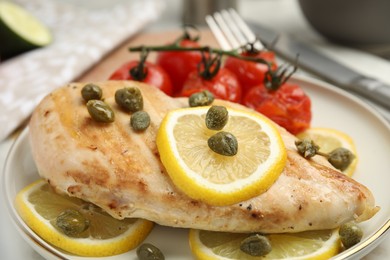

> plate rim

[
  {"left": 2, "top": 75, "right": 390, "bottom": 259},
  {"left": 291, "top": 74, "right": 390, "bottom": 130},
  {"left": 2, "top": 127, "right": 69, "bottom": 260}
]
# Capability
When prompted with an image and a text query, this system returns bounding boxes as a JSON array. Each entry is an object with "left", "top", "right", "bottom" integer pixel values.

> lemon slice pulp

[
  {"left": 156, "top": 107, "right": 287, "bottom": 206},
  {"left": 297, "top": 127, "right": 358, "bottom": 176},
  {"left": 189, "top": 229, "right": 341, "bottom": 260},
  {"left": 15, "top": 180, "right": 153, "bottom": 257}
]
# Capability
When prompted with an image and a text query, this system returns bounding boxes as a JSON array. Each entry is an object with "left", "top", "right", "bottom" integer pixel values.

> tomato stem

[
  {"left": 128, "top": 45, "right": 271, "bottom": 68},
  {"left": 241, "top": 41, "right": 261, "bottom": 55},
  {"left": 173, "top": 25, "right": 201, "bottom": 45},
  {"left": 128, "top": 45, "right": 297, "bottom": 88},
  {"left": 197, "top": 51, "right": 222, "bottom": 80},
  {"left": 264, "top": 54, "right": 299, "bottom": 91},
  {"left": 129, "top": 48, "right": 149, "bottom": 81}
]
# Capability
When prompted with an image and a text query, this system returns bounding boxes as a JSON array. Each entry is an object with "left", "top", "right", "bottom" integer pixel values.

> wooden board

[
  {"left": 10, "top": 30, "right": 218, "bottom": 136},
  {"left": 77, "top": 29, "right": 219, "bottom": 82}
]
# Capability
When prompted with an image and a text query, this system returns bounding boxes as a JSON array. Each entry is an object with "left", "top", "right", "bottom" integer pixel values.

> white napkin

[{"left": 0, "top": 0, "right": 165, "bottom": 141}]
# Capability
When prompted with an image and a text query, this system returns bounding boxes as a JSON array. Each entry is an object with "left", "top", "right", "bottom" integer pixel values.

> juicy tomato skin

[
  {"left": 243, "top": 83, "right": 311, "bottom": 135},
  {"left": 109, "top": 60, "right": 173, "bottom": 96},
  {"left": 156, "top": 39, "right": 203, "bottom": 95},
  {"left": 224, "top": 50, "right": 277, "bottom": 97},
  {"left": 180, "top": 68, "right": 242, "bottom": 103}
]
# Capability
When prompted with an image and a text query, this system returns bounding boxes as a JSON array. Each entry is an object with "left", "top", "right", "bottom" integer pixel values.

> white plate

[{"left": 2, "top": 75, "right": 390, "bottom": 260}]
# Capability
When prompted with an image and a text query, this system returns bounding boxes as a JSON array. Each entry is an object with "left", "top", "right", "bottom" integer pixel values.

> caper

[
  {"left": 131, "top": 111, "right": 150, "bottom": 131},
  {"left": 206, "top": 106, "right": 228, "bottom": 130},
  {"left": 55, "top": 209, "right": 90, "bottom": 237},
  {"left": 339, "top": 222, "right": 363, "bottom": 249},
  {"left": 240, "top": 234, "right": 272, "bottom": 256},
  {"left": 115, "top": 87, "right": 143, "bottom": 112},
  {"left": 81, "top": 83, "right": 102, "bottom": 101},
  {"left": 136, "top": 243, "right": 165, "bottom": 260},
  {"left": 86, "top": 100, "right": 115, "bottom": 123},
  {"left": 328, "top": 147, "right": 355, "bottom": 171},
  {"left": 295, "top": 138, "right": 320, "bottom": 159},
  {"left": 208, "top": 131, "right": 238, "bottom": 156},
  {"left": 188, "top": 90, "right": 214, "bottom": 107}
]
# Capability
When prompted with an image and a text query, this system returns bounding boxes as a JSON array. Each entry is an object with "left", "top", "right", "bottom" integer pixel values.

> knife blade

[{"left": 248, "top": 22, "right": 390, "bottom": 110}]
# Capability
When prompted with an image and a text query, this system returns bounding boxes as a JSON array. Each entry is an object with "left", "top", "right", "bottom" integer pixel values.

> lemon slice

[
  {"left": 156, "top": 107, "right": 287, "bottom": 206},
  {"left": 0, "top": 1, "right": 52, "bottom": 59},
  {"left": 189, "top": 229, "right": 341, "bottom": 260},
  {"left": 297, "top": 127, "right": 358, "bottom": 176},
  {"left": 15, "top": 180, "right": 153, "bottom": 257}
]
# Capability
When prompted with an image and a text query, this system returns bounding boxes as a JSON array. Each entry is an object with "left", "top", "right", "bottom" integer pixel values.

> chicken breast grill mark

[{"left": 29, "top": 81, "right": 378, "bottom": 233}]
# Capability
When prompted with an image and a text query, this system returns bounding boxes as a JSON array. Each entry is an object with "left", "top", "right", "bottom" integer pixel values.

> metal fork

[
  {"left": 206, "top": 9, "right": 298, "bottom": 88},
  {"left": 205, "top": 8, "right": 263, "bottom": 51}
]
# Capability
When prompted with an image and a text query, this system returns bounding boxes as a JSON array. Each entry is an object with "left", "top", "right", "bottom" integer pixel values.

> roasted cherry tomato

[
  {"left": 156, "top": 39, "right": 203, "bottom": 95},
  {"left": 180, "top": 68, "right": 242, "bottom": 103},
  {"left": 109, "top": 60, "right": 173, "bottom": 95},
  {"left": 243, "top": 82, "right": 311, "bottom": 135},
  {"left": 224, "top": 50, "right": 277, "bottom": 97}
]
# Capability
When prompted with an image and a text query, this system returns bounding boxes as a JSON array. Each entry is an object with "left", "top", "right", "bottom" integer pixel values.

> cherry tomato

[
  {"left": 224, "top": 50, "right": 277, "bottom": 97},
  {"left": 243, "top": 82, "right": 311, "bottom": 135},
  {"left": 156, "top": 39, "right": 203, "bottom": 95},
  {"left": 109, "top": 60, "right": 173, "bottom": 95},
  {"left": 180, "top": 68, "right": 242, "bottom": 103}
]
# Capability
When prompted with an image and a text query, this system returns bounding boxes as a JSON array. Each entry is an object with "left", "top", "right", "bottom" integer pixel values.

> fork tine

[
  {"left": 213, "top": 12, "right": 241, "bottom": 50},
  {"left": 220, "top": 10, "right": 247, "bottom": 47},
  {"left": 228, "top": 8, "right": 264, "bottom": 50},
  {"left": 206, "top": 9, "right": 265, "bottom": 52},
  {"left": 205, "top": 15, "right": 231, "bottom": 50}
]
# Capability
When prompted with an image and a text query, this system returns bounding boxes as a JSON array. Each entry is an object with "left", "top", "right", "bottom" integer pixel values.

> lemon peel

[
  {"left": 297, "top": 127, "right": 358, "bottom": 176},
  {"left": 15, "top": 179, "right": 153, "bottom": 257},
  {"left": 189, "top": 228, "right": 341, "bottom": 260},
  {"left": 156, "top": 106, "right": 287, "bottom": 206}
]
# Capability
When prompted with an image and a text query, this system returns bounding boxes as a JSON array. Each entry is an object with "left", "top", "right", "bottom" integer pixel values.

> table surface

[{"left": 1, "top": 0, "right": 389, "bottom": 259}]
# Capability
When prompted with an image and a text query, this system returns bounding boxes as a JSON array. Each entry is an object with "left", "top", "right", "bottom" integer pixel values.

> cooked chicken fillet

[{"left": 29, "top": 81, "right": 378, "bottom": 233}]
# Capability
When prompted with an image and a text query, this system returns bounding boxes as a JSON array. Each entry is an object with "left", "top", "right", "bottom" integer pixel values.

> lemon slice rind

[
  {"left": 15, "top": 180, "right": 153, "bottom": 257},
  {"left": 297, "top": 127, "right": 358, "bottom": 177},
  {"left": 157, "top": 107, "right": 287, "bottom": 206},
  {"left": 189, "top": 228, "right": 341, "bottom": 260}
]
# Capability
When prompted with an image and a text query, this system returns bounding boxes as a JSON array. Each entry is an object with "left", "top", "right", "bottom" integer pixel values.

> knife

[{"left": 248, "top": 22, "right": 390, "bottom": 111}]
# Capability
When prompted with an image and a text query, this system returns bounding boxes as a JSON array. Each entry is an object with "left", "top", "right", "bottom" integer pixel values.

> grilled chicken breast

[{"left": 29, "top": 81, "right": 378, "bottom": 233}]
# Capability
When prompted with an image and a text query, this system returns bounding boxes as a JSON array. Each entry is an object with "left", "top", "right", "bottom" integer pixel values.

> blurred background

[
  {"left": 2, "top": 0, "right": 390, "bottom": 60},
  {"left": 156, "top": 0, "right": 390, "bottom": 59},
  {"left": 2, "top": 0, "right": 390, "bottom": 136}
]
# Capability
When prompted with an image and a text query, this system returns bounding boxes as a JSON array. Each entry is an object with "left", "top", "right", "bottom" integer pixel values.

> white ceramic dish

[{"left": 2, "top": 75, "right": 390, "bottom": 259}]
